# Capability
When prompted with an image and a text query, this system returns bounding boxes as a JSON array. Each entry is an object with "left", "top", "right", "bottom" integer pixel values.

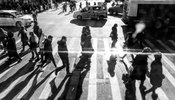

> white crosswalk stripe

[{"left": 87, "top": 38, "right": 97, "bottom": 100}]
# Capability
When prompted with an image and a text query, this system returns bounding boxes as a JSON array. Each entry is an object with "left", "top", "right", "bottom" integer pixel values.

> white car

[{"left": 0, "top": 10, "right": 33, "bottom": 27}]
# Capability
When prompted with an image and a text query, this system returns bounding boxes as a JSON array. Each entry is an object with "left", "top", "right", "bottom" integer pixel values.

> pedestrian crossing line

[
  {"left": 145, "top": 40, "right": 159, "bottom": 51},
  {"left": 0, "top": 76, "right": 21, "bottom": 99},
  {"left": 0, "top": 67, "right": 13, "bottom": 79},
  {"left": 103, "top": 38, "right": 110, "bottom": 61},
  {"left": 157, "top": 40, "right": 175, "bottom": 53},
  {"left": 145, "top": 40, "right": 175, "bottom": 76},
  {"left": 39, "top": 36, "right": 77, "bottom": 99},
  {"left": 87, "top": 38, "right": 97, "bottom": 100},
  {"left": 16, "top": 74, "right": 37, "bottom": 99},
  {"left": 168, "top": 40, "right": 175, "bottom": 47},
  {"left": 110, "top": 64, "right": 123, "bottom": 100}
]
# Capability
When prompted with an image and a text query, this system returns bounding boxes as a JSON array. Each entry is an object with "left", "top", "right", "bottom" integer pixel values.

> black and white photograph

[{"left": 0, "top": 0, "right": 175, "bottom": 100}]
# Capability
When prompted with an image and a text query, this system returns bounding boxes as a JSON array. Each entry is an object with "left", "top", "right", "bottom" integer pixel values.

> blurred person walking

[
  {"left": 6, "top": 32, "right": 22, "bottom": 62},
  {"left": 39, "top": 35, "right": 57, "bottom": 72},
  {"left": 110, "top": 24, "right": 118, "bottom": 48},
  {"left": 29, "top": 32, "right": 39, "bottom": 60},
  {"left": 57, "top": 36, "right": 71, "bottom": 75},
  {"left": 0, "top": 28, "right": 7, "bottom": 53},
  {"left": 18, "top": 26, "right": 29, "bottom": 52}
]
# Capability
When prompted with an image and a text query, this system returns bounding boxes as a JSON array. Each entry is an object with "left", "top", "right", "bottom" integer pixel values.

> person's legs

[{"left": 49, "top": 53, "right": 57, "bottom": 68}]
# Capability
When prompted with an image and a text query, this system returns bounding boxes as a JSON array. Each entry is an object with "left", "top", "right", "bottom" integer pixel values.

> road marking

[
  {"left": 39, "top": 37, "right": 76, "bottom": 99},
  {"left": 109, "top": 64, "right": 122, "bottom": 100},
  {"left": 87, "top": 38, "right": 97, "bottom": 100},
  {"left": 157, "top": 40, "right": 175, "bottom": 53},
  {"left": 103, "top": 38, "right": 110, "bottom": 60},
  {"left": 0, "top": 77, "right": 21, "bottom": 99},
  {"left": 16, "top": 74, "right": 36, "bottom": 99}
]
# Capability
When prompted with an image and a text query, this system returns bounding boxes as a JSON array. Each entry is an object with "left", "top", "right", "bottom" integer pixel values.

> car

[
  {"left": 0, "top": 10, "right": 33, "bottom": 27},
  {"left": 108, "top": 4, "right": 123, "bottom": 15},
  {"left": 73, "top": 4, "right": 107, "bottom": 20}
]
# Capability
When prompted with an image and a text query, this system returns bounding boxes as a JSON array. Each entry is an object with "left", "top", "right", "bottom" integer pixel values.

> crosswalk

[{"left": 1, "top": 36, "right": 175, "bottom": 100}]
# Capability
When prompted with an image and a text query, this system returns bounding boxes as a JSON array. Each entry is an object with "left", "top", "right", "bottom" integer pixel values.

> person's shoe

[{"left": 18, "top": 58, "right": 22, "bottom": 63}]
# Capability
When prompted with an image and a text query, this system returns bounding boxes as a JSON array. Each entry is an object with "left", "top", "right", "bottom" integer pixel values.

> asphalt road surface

[{"left": 1, "top": 4, "right": 175, "bottom": 100}]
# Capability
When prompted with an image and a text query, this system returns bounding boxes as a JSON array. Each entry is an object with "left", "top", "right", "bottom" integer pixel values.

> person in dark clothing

[
  {"left": 6, "top": 32, "right": 22, "bottom": 62},
  {"left": 0, "top": 28, "right": 7, "bottom": 53},
  {"left": 29, "top": 32, "right": 39, "bottom": 60},
  {"left": 18, "top": 26, "right": 29, "bottom": 52},
  {"left": 79, "top": 2, "right": 82, "bottom": 10},
  {"left": 32, "top": 10, "right": 37, "bottom": 22},
  {"left": 39, "top": 35, "right": 57, "bottom": 72},
  {"left": 129, "top": 47, "right": 151, "bottom": 92},
  {"left": 33, "top": 21, "right": 40, "bottom": 39},
  {"left": 146, "top": 53, "right": 165, "bottom": 99},
  {"left": 110, "top": 24, "right": 118, "bottom": 48},
  {"left": 57, "top": 36, "right": 70, "bottom": 75}
]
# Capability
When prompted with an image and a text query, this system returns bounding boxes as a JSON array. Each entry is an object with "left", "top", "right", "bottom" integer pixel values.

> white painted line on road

[
  {"left": 104, "top": 38, "right": 110, "bottom": 60},
  {"left": 109, "top": 64, "right": 122, "bottom": 100},
  {"left": 0, "top": 77, "right": 21, "bottom": 99},
  {"left": 0, "top": 67, "right": 13, "bottom": 79},
  {"left": 157, "top": 40, "right": 175, "bottom": 53},
  {"left": 87, "top": 38, "right": 97, "bottom": 100},
  {"left": 39, "top": 37, "right": 76, "bottom": 99},
  {"left": 16, "top": 74, "right": 36, "bottom": 99}
]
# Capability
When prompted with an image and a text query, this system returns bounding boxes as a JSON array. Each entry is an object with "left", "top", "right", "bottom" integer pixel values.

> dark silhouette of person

[
  {"left": 18, "top": 26, "right": 29, "bottom": 52},
  {"left": 57, "top": 36, "right": 71, "bottom": 75},
  {"left": 110, "top": 24, "right": 118, "bottom": 48},
  {"left": 146, "top": 54, "right": 165, "bottom": 100},
  {"left": 39, "top": 35, "right": 57, "bottom": 72},
  {"left": 107, "top": 54, "right": 117, "bottom": 77},
  {"left": 33, "top": 21, "right": 40, "bottom": 39},
  {"left": 6, "top": 32, "right": 22, "bottom": 62},
  {"left": 129, "top": 47, "right": 151, "bottom": 92},
  {"left": 0, "top": 28, "right": 7, "bottom": 54},
  {"left": 29, "top": 32, "right": 39, "bottom": 60}
]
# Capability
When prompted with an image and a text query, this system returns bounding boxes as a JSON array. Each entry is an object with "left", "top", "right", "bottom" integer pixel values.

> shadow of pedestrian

[
  {"left": 47, "top": 75, "right": 69, "bottom": 100},
  {"left": 70, "top": 19, "right": 107, "bottom": 28},
  {"left": 145, "top": 54, "right": 165, "bottom": 100},
  {"left": 1, "top": 67, "right": 39, "bottom": 100},
  {"left": 0, "top": 59, "right": 38, "bottom": 94},
  {"left": 21, "top": 70, "right": 55, "bottom": 100},
  {"left": 107, "top": 54, "right": 117, "bottom": 77},
  {"left": 0, "top": 49, "right": 31, "bottom": 75}
]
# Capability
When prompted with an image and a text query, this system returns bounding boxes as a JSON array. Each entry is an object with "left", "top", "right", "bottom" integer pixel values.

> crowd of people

[{"left": 0, "top": 2, "right": 51, "bottom": 14}]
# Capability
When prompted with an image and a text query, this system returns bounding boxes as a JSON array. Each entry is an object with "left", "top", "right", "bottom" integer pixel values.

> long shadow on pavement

[
  {"left": 70, "top": 19, "right": 107, "bottom": 27},
  {"left": 47, "top": 75, "right": 70, "bottom": 100},
  {"left": 1, "top": 66, "right": 39, "bottom": 100},
  {"left": 0, "top": 59, "right": 37, "bottom": 93},
  {"left": 21, "top": 70, "right": 55, "bottom": 100},
  {"left": 0, "top": 49, "right": 31, "bottom": 75}
]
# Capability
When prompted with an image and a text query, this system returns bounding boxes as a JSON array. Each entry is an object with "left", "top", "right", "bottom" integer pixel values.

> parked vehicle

[
  {"left": 73, "top": 3, "right": 107, "bottom": 20},
  {"left": 0, "top": 10, "right": 33, "bottom": 27},
  {"left": 108, "top": 4, "right": 123, "bottom": 15}
]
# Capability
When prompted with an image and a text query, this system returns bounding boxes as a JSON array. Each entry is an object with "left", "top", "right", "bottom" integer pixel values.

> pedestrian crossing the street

[{"left": 1, "top": 36, "right": 175, "bottom": 100}]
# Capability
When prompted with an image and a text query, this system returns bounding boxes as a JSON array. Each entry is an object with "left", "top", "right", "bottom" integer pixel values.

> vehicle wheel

[
  {"left": 16, "top": 21, "right": 22, "bottom": 27},
  {"left": 77, "top": 15, "right": 82, "bottom": 20},
  {"left": 99, "top": 16, "right": 104, "bottom": 20}
]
